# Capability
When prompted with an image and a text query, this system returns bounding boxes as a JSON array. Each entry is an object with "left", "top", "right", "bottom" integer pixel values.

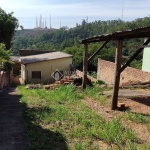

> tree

[
  {"left": 0, "top": 8, "right": 20, "bottom": 50},
  {"left": 0, "top": 43, "right": 13, "bottom": 71}
]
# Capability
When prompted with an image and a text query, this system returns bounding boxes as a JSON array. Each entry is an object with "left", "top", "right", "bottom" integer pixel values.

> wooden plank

[
  {"left": 120, "top": 37, "right": 150, "bottom": 73},
  {"left": 112, "top": 40, "right": 123, "bottom": 110},
  {"left": 88, "top": 40, "right": 110, "bottom": 62},
  {"left": 82, "top": 44, "right": 88, "bottom": 89}
]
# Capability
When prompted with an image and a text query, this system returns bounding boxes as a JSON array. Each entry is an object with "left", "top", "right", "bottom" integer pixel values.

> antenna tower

[
  {"left": 122, "top": 0, "right": 124, "bottom": 20},
  {"left": 36, "top": 16, "right": 37, "bottom": 28},
  {"left": 45, "top": 20, "right": 47, "bottom": 28},
  {"left": 60, "top": 19, "right": 61, "bottom": 28},
  {"left": 50, "top": 15, "right": 51, "bottom": 29},
  {"left": 86, "top": 16, "right": 88, "bottom": 23}
]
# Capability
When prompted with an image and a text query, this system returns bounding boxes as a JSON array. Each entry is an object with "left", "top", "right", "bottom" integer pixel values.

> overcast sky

[{"left": 1, "top": 0, "right": 150, "bottom": 29}]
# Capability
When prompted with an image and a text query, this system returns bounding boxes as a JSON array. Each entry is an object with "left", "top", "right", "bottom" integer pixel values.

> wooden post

[
  {"left": 112, "top": 40, "right": 123, "bottom": 110},
  {"left": 82, "top": 44, "right": 88, "bottom": 89}
]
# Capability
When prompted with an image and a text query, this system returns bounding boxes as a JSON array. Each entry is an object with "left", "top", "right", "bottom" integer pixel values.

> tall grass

[{"left": 17, "top": 85, "right": 148, "bottom": 149}]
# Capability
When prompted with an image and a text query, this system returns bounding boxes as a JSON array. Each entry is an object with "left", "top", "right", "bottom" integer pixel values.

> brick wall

[
  {"left": 76, "top": 70, "right": 97, "bottom": 82},
  {"left": 97, "top": 59, "right": 150, "bottom": 85}
]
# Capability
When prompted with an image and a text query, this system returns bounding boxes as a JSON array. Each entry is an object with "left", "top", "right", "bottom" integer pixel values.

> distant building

[
  {"left": 10, "top": 56, "right": 22, "bottom": 85},
  {"left": 20, "top": 51, "right": 72, "bottom": 84}
]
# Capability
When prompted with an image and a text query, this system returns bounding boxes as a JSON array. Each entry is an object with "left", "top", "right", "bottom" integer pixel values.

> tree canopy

[
  {"left": 0, "top": 8, "right": 20, "bottom": 50},
  {"left": 0, "top": 43, "right": 13, "bottom": 71},
  {"left": 13, "top": 16, "right": 150, "bottom": 70}
]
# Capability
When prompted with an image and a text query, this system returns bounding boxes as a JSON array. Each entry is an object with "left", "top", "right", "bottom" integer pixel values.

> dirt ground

[
  {"left": 82, "top": 89, "right": 150, "bottom": 145},
  {"left": 104, "top": 89, "right": 150, "bottom": 114}
]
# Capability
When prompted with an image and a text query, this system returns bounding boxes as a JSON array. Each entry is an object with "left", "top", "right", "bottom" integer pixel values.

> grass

[
  {"left": 18, "top": 85, "right": 150, "bottom": 150},
  {"left": 126, "top": 111, "right": 149, "bottom": 124},
  {"left": 81, "top": 85, "right": 111, "bottom": 106},
  {"left": 125, "top": 110, "right": 150, "bottom": 132}
]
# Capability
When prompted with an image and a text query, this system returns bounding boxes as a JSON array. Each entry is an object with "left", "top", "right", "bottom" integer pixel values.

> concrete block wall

[{"left": 97, "top": 59, "right": 150, "bottom": 85}]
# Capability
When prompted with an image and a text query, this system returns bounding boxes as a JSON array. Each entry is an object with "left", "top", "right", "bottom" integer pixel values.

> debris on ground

[{"left": 25, "top": 75, "right": 93, "bottom": 90}]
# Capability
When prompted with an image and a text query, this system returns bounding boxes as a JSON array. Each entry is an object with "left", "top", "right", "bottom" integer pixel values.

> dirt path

[
  {"left": 0, "top": 88, "right": 30, "bottom": 150},
  {"left": 82, "top": 98, "right": 150, "bottom": 144},
  {"left": 104, "top": 89, "right": 150, "bottom": 97}
]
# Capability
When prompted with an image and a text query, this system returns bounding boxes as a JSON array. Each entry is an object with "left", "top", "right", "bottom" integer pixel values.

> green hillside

[{"left": 13, "top": 17, "right": 150, "bottom": 70}]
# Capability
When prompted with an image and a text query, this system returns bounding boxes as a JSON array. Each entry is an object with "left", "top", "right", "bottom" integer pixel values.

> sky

[{"left": 0, "top": 0, "right": 150, "bottom": 29}]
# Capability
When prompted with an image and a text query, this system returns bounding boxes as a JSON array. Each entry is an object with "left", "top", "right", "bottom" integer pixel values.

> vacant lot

[{"left": 18, "top": 85, "right": 150, "bottom": 150}]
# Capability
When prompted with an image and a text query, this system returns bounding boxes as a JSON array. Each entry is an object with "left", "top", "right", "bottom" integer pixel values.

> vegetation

[
  {"left": 14, "top": 17, "right": 150, "bottom": 70},
  {"left": 126, "top": 111, "right": 150, "bottom": 124},
  {"left": 0, "top": 8, "right": 21, "bottom": 50},
  {"left": 18, "top": 85, "right": 150, "bottom": 150},
  {"left": 0, "top": 43, "right": 13, "bottom": 71}
]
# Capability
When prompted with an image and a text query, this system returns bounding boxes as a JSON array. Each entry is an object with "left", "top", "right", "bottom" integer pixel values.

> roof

[
  {"left": 11, "top": 56, "right": 21, "bottom": 62},
  {"left": 20, "top": 51, "right": 72, "bottom": 64},
  {"left": 19, "top": 49, "right": 56, "bottom": 56},
  {"left": 81, "top": 25, "right": 150, "bottom": 43}
]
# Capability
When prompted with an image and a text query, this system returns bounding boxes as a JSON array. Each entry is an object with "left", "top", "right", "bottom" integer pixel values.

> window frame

[{"left": 32, "top": 71, "right": 41, "bottom": 79}]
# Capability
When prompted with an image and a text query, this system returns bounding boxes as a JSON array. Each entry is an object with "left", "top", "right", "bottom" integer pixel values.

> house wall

[
  {"left": 97, "top": 59, "right": 150, "bottom": 86},
  {"left": 142, "top": 47, "right": 150, "bottom": 72},
  {"left": 22, "top": 57, "right": 72, "bottom": 84}
]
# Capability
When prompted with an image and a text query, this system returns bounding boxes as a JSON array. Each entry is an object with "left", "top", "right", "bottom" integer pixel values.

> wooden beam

[
  {"left": 82, "top": 44, "right": 88, "bottom": 89},
  {"left": 88, "top": 40, "right": 110, "bottom": 62},
  {"left": 120, "top": 37, "right": 150, "bottom": 73},
  {"left": 112, "top": 40, "right": 123, "bottom": 110}
]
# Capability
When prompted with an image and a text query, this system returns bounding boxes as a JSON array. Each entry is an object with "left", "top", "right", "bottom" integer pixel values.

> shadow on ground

[
  {"left": 130, "top": 96, "right": 150, "bottom": 108},
  {"left": 0, "top": 88, "right": 29, "bottom": 150},
  {"left": 22, "top": 103, "right": 68, "bottom": 150}
]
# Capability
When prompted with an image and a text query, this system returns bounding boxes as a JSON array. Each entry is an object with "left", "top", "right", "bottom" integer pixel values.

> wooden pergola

[{"left": 80, "top": 25, "right": 150, "bottom": 110}]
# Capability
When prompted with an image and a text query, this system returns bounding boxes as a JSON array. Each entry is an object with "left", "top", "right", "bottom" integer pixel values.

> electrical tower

[
  {"left": 60, "top": 19, "right": 61, "bottom": 28},
  {"left": 50, "top": 15, "right": 51, "bottom": 29}
]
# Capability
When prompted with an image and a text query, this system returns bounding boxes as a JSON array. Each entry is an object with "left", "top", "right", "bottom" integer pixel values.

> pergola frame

[{"left": 80, "top": 25, "right": 150, "bottom": 110}]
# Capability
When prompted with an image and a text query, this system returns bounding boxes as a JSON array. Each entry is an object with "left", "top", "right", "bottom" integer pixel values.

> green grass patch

[
  {"left": 81, "top": 86, "right": 110, "bottom": 105},
  {"left": 18, "top": 85, "right": 148, "bottom": 150},
  {"left": 126, "top": 111, "right": 150, "bottom": 124}
]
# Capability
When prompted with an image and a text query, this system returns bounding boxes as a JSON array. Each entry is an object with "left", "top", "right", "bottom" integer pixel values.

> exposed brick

[
  {"left": 97, "top": 59, "right": 150, "bottom": 85},
  {"left": 76, "top": 70, "right": 97, "bottom": 82}
]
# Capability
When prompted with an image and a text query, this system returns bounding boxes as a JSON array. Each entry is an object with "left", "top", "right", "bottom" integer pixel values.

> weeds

[
  {"left": 82, "top": 86, "right": 109, "bottom": 105},
  {"left": 126, "top": 111, "right": 149, "bottom": 124},
  {"left": 17, "top": 85, "right": 149, "bottom": 150}
]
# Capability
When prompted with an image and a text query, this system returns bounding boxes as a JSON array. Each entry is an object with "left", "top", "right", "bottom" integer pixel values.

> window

[{"left": 32, "top": 71, "right": 41, "bottom": 79}]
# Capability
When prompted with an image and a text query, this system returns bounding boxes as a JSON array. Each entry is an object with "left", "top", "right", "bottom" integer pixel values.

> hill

[
  {"left": 13, "top": 17, "right": 150, "bottom": 70},
  {"left": 15, "top": 28, "right": 56, "bottom": 37}
]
